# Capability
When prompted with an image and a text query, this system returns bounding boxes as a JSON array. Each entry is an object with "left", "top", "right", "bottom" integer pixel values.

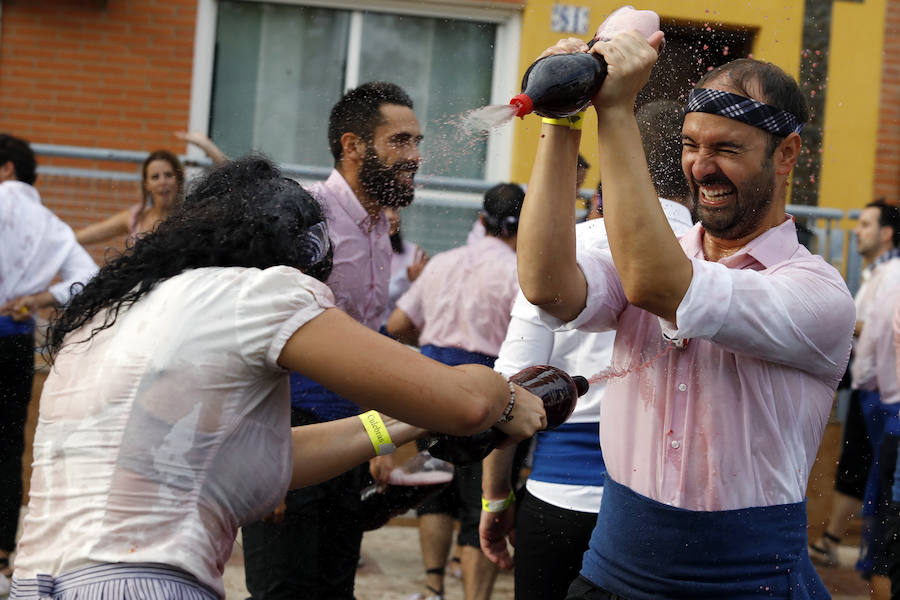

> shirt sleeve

[
  {"left": 495, "top": 291, "right": 555, "bottom": 377},
  {"left": 537, "top": 245, "right": 628, "bottom": 334},
  {"left": 395, "top": 263, "right": 428, "bottom": 330},
  {"left": 235, "top": 266, "right": 336, "bottom": 372},
  {"left": 661, "top": 255, "right": 855, "bottom": 381},
  {"left": 48, "top": 236, "right": 99, "bottom": 305}
]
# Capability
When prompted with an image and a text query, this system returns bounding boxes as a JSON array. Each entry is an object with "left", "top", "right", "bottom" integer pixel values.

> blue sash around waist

[
  {"left": 581, "top": 476, "right": 829, "bottom": 599},
  {"left": 0, "top": 315, "right": 34, "bottom": 337},
  {"left": 420, "top": 344, "right": 496, "bottom": 367},
  {"left": 529, "top": 421, "right": 606, "bottom": 486}
]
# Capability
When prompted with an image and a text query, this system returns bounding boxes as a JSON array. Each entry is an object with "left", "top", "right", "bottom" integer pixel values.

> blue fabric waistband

[
  {"left": 420, "top": 344, "right": 496, "bottom": 367},
  {"left": 0, "top": 315, "right": 34, "bottom": 337},
  {"left": 529, "top": 422, "right": 606, "bottom": 486},
  {"left": 289, "top": 373, "right": 360, "bottom": 421},
  {"left": 581, "top": 477, "right": 829, "bottom": 599}
]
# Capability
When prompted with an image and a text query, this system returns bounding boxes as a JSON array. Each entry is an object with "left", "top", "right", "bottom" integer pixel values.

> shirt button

[
  {"left": 677, "top": 383, "right": 687, "bottom": 392},
  {"left": 671, "top": 440, "right": 680, "bottom": 449}
]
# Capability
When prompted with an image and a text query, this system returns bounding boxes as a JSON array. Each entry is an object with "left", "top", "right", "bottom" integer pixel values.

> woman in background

[{"left": 76, "top": 132, "right": 227, "bottom": 247}]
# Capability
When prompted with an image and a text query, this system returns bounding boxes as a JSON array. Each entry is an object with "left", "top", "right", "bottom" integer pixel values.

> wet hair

[
  {"left": 695, "top": 58, "right": 809, "bottom": 155},
  {"left": 866, "top": 198, "right": 900, "bottom": 248},
  {"left": 635, "top": 100, "right": 689, "bottom": 201},
  {"left": 140, "top": 149, "right": 185, "bottom": 210},
  {"left": 0, "top": 133, "right": 37, "bottom": 185},
  {"left": 577, "top": 154, "right": 590, "bottom": 170},
  {"left": 482, "top": 183, "right": 525, "bottom": 238},
  {"left": 327, "top": 82, "right": 414, "bottom": 163},
  {"left": 45, "top": 156, "right": 333, "bottom": 362}
]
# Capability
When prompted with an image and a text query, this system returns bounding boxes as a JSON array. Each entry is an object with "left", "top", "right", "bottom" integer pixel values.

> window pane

[
  {"left": 211, "top": 2, "right": 349, "bottom": 166},
  {"left": 359, "top": 12, "right": 495, "bottom": 180}
]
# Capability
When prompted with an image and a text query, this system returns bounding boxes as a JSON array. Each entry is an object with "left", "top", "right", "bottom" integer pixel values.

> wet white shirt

[
  {"left": 0, "top": 180, "right": 97, "bottom": 306},
  {"left": 14, "top": 266, "right": 335, "bottom": 597}
]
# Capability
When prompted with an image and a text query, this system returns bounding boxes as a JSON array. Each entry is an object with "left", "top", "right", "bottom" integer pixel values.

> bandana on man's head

[{"left": 685, "top": 88, "right": 804, "bottom": 137}]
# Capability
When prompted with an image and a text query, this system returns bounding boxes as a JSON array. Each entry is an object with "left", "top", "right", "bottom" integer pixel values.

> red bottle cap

[{"left": 509, "top": 93, "right": 533, "bottom": 118}]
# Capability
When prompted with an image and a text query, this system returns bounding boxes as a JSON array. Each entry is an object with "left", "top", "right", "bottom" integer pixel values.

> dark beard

[
  {"left": 359, "top": 149, "right": 417, "bottom": 208},
  {"left": 691, "top": 158, "right": 775, "bottom": 241}
]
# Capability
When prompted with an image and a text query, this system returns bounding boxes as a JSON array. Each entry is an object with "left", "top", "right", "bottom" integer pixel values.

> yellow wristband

[
  {"left": 481, "top": 489, "right": 515, "bottom": 512},
  {"left": 359, "top": 410, "right": 396, "bottom": 456},
  {"left": 541, "top": 111, "right": 585, "bottom": 130}
]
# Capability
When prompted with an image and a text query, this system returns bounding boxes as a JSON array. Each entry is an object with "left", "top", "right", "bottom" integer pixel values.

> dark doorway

[{"left": 637, "top": 20, "right": 755, "bottom": 107}]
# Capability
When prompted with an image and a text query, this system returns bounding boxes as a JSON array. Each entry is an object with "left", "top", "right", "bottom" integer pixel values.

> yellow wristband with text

[
  {"left": 359, "top": 410, "right": 397, "bottom": 456},
  {"left": 541, "top": 111, "right": 585, "bottom": 130},
  {"left": 481, "top": 489, "right": 515, "bottom": 513}
]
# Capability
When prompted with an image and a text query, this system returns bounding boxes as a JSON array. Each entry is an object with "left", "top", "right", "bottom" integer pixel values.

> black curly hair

[{"left": 45, "top": 156, "right": 333, "bottom": 362}]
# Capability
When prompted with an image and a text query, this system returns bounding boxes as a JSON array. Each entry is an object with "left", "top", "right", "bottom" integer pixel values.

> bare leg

[
  {"left": 825, "top": 491, "right": 863, "bottom": 538},
  {"left": 418, "top": 513, "right": 454, "bottom": 597},
  {"left": 461, "top": 545, "right": 498, "bottom": 600},
  {"left": 871, "top": 574, "right": 891, "bottom": 599},
  {"left": 810, "top": 491, "right": 861, "bottom": 566}
]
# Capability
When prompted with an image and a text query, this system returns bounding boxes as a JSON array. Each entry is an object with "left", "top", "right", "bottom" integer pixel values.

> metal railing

[{"left": 33, "top": 142, "right": 863, "bottom": 291}]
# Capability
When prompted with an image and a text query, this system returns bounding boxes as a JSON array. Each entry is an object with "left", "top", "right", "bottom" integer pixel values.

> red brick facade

[
  {"left": 876, "top": 0, "right": 900, "bottom": 204},
  {"left": 0, "top": 0, "right": 197, "bottom": 259}
]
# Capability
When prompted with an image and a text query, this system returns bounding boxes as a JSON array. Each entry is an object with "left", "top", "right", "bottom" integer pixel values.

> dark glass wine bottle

[
  {"left": 359, "top": 451, "right": 454, "bottom": 531},
  {"left": 509, "top": 49, "right": 607, "bottom": 119},
  {"left": 425, "top": 365, "right": 589, "bottom": 466}
]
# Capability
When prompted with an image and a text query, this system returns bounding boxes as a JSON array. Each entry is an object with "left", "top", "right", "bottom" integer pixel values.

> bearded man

[
  {"left": 512, "top": 30, "right": 855, "bottom": 599},
  {"left": 242, "top": 81, "right": 423, "bottom": 600}
]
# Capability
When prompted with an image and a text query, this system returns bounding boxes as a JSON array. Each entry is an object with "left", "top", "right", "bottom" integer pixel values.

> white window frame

[{"left": 189, "top": 0, "right": 522, "bottom": 189}]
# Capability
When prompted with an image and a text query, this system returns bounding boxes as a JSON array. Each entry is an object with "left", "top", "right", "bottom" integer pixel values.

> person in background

[
  {"left": 479, "top": 100, "right": 693, "bottom": 600},
  {"left": 380, "top": 206, "right": 429, "bottom": 331},
  {"left": 388, "top": 183, "right": 525, "bottom": 600},
  {"left": 76, "top": 133, "right": 226, "bottom": 247},
  {"left": 0, "top": 133, "right": 98, "bottom": 597},
  {"left": 242, "top": 81, "right": 425, "bottom": 600},
  {"left": 809, "top": 199, "right": 900, "bottom": 594},
  {"left": 8, "top": 156, "right": 546, "bottom": 600}
]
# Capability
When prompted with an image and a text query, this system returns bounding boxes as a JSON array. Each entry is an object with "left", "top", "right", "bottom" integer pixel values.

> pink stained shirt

[
  {"left": 310, "top": 170, "right": 391, "bottom": 331},
  {"left": 541, "top": 217, "right": 855, "bottom": 511},
  {"left": 397, "top": 235, "right": 518, "bottom": 357}
]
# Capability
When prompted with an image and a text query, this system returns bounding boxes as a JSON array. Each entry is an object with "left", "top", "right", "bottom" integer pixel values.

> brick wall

[
  {"left": 876, "top": 0, "right": 900, "bottom": 203},
  {"left": 0, "top": 0, "right": 197, "bottom": 244}
]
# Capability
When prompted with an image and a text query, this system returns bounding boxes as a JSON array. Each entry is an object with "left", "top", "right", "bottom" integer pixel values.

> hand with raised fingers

[{"left": 407, "top": 248, "right": 429, "bottom": 282}]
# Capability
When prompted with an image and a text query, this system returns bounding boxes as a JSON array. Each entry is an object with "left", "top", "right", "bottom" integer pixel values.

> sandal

[{"left": 808, "top": 531, "right": 841, "bottom": 567}]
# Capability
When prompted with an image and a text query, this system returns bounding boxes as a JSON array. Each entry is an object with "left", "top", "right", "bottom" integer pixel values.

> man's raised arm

[
  {"left": 591, "top": 31, "right": 691, "bottom": 323},
  {"left": 516, "top": 41, "right": 590, "bottom": 322}
]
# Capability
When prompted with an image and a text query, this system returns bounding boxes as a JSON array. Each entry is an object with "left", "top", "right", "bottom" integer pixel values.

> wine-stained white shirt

[{"left": 541, "top": 218, "right": 855, "bottom": 511}]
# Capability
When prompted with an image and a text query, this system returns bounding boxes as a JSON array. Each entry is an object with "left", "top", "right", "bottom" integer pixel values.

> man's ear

[
  {"left": 881, "top": 225, "right": 894, "bottom": 247},
  {"left": 0, "top": 161, "right": 16, "bottom": 182},
  {"left": 773, "top": 132, "right": 802, "bottom": 176},
  {"left": 340, "top": 133, "right": 366, "bottom": 162}
]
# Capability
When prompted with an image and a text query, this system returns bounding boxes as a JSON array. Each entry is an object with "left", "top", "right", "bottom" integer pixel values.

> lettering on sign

[{"left": 551, "top": 4, "right": 590, "bottom": 35}]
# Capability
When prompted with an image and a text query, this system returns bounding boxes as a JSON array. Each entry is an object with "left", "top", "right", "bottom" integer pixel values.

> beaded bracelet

[{"left": 496, "top": 378, "right": 516, "bottom": 424}]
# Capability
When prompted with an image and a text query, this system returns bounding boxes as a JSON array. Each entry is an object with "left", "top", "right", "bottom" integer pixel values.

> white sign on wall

[{"left": 551, "top": 4, "right": 590, "bottom": 35}]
